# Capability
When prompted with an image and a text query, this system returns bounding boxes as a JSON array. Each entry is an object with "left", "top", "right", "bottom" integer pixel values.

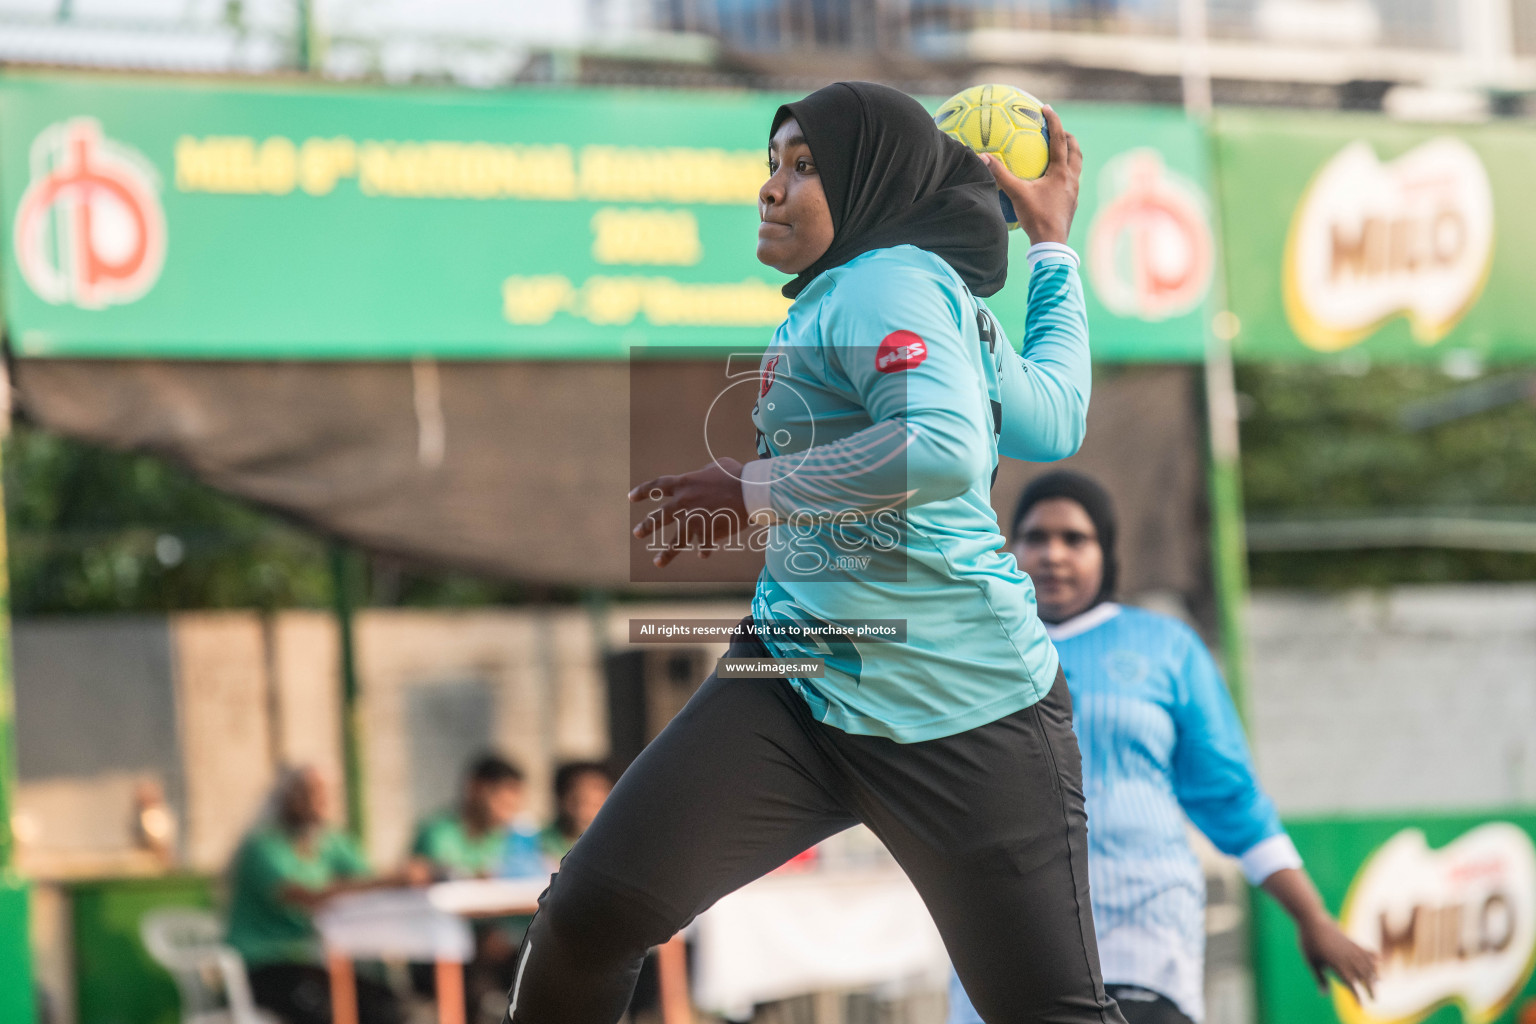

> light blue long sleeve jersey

[
  {"left": 947, "top": 603, "right": 1303, "bottom": 1023},
  {"left": 741, "top": 243, "right": 1090, "bottom": 742}
]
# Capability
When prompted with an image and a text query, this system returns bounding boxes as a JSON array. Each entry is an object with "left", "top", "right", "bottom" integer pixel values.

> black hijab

[
  {"left": 1012, "top": 471, "right": 1119, "bottom": 620},
  {"left": 771, "top": 82, "right": 1009, "bottom": 300}
]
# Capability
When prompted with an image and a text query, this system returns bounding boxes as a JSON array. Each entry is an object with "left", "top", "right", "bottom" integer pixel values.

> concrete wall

[
  {"left": 352, "top": 600, "right": 739, "bottom": 866},
  {"left": 11, "top": 618, "right": 182, "bottom": 876},
  {"left": 1247, "top": 585, "right": 1536, "bottom": 815},
  {"left": 357, "top": 609, "right": 562, "bottom": 866},
  {"left": 173, "top": 613, "right": 278, "bottom": 872},
  {"left": 12, "top": 600, "right": 744, "bottom": 877},
  {"left": 13, "top": 612, "right": 325, "bottom": 878}
]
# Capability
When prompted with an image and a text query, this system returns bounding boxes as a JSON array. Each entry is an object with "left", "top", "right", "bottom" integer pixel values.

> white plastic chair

[{"left": 139, "top": 907, "right": 280, "bottom": 1024}]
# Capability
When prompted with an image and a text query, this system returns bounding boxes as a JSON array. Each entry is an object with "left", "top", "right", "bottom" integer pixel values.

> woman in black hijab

[
  {"left": 1013, "top": 470, "right": 1121, "bottom": 622},
  {"left": 509, "top": 84, "right": 1112, "bottom": 1024},
  {"left": 770, "top": 80, "right": 1012, "bottom": 300},
  {"left": 946, "top": 472, "right": 1377, "bottom": 1024}
]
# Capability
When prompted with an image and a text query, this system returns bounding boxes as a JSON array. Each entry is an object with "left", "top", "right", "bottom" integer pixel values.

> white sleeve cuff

[
  {"left": 1240, "top": 833, "right": 1303, "bottom": 885},
  {"left": 740, "top": 459, "right": 780, "bottom": 524},
  {"left": 1026, "top": 241, "right": 1080, "bottom": 270}
]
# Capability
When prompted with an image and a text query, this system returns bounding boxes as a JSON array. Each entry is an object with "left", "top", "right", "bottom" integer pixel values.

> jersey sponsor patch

[
  {"left": 876, "top": 330, "right": 927, "bottom": 373},
  {"left": 760, "top": 354, "right": 780, "bottom": 396}
]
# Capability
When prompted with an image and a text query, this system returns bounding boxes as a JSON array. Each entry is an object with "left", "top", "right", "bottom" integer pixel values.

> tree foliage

[
  {"left": 2, "top": 425, "right": 546, "bottom": 615},
  {"left": 1236, "top": 362, "right": 1536, "bottom": 588}
]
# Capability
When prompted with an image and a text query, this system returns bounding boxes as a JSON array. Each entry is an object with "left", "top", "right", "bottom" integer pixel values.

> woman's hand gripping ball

[{"left": 980, "top": 106, "right": 1082, "bottom": 247}]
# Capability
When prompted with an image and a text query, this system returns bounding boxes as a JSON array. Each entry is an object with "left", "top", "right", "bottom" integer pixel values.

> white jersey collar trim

[{"left": 1044, "top": 602, "right": 1122, "bottom": 642}]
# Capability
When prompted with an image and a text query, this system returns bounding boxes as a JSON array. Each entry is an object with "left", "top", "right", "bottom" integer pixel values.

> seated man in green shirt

[
  {"left": 409, "top": 754, "right": 538, "bottom": 1023},
  {"left": 409, "top": 754, "right": 531, "bottom": 880},
  {"left": 226, "top": 765, "right": 407, "bottom": 1024},
  {"left": 537, "top": 760, "right": 614, "bottom": 864}
]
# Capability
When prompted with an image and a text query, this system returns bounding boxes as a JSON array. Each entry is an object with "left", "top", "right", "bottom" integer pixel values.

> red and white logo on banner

[
  {"left": 876, "top": 330, "right": 927, "bottom": 373},
  {"left": 13, "top": 117, "right": 167, "bottom": 310},
  {"left": 1087, "top": 148, "right": 1213, "bottom": 323}
]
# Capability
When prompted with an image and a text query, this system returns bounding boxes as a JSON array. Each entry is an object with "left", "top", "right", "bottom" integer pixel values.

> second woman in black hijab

[{"left": 509, "top": 83, "right": 1112, "bottom": 1024}]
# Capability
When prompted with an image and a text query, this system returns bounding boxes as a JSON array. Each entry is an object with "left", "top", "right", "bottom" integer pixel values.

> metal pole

[
  {"left": 1178, "top": 0, "right": 1213, "bottom": 115},
  {"left": 0, "top": 367, "right": 37, "bottom": 1022},
  {"left": 295, "top": 0, "right": 313, "bottom": 73},
  {"left": 1191, "top": 55, "right": 1250, "bottom": 719},
  {"left": 1462, "top": 0, "right": 1515, "bottom": 90},
  {"left": 1203, "top": 332, "right": 1253, "bottom": 720},
  {"left": 0, "top": 495, "right": 17, "bottom": 880},
  {"left": 330, "top": 543, "right": 366, "bottom": 842}
]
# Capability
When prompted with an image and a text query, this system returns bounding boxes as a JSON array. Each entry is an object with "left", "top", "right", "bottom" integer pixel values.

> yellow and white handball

[{"left": 935, "top": 83, "right": 1051, "bottom": 229}]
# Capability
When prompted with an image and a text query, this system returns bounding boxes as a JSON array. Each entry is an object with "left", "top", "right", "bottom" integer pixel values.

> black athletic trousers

[
  {"left": 506, "top": 619, "right": 1126, "bottom": 1024},
  {"left": 1105, "top": 986, "right": 1197, "bottom": 1024}
]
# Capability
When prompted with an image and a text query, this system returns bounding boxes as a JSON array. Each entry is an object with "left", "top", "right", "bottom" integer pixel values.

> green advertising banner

[
  {"left": 0, "top": 73, "right": 1214, "bottom": 361},
  {"left": 1214, "top": 111, "right": 1536, "bottom": 365},
  {"left": 1255, "top": 813, "right": 1536, "bottom": 1024}
]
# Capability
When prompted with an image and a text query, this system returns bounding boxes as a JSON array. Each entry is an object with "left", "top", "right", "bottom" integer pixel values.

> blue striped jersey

[
  {"left": 947, "top": 603, "right": 1301, "bottom": 1022},
  {"left": 741, "top": 243, "right": 1091, "bottom": 742}
]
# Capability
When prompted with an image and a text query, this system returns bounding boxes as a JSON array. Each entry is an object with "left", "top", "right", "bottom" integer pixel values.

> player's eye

[
  {"left": 767, "top": 157, "right": 779, "bottom": 174},
  {"left": 1022, "top": 530, "right": 1049, "bottom": 545},
  {"left": 795, "top": 157, "right": 814, "bottom": 173}
]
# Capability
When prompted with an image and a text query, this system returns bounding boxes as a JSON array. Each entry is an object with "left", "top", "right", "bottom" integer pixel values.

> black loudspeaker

[{"left": 603, "top": 648, "right": 712, "bottom": 772}]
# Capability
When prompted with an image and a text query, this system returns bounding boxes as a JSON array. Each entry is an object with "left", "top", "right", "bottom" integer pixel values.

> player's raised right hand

[{"left": 981, "top": 105, "right": 1082, "bottom": 247}]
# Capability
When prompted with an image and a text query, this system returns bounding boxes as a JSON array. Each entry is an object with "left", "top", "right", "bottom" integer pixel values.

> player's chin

[
  {"left": 1034, "top": 583, "right": 1076, "bottom": 608},
  {"left": 756, "top": 237, "right": 795, "bottom": 272}
]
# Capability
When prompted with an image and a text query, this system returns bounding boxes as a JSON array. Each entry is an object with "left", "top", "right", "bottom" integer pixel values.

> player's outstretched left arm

[
  {"left": 981, "top": 107, "right": 1092, "bottom": 463},
  {"left": 1262, "top": 867, "right": 1380, "bottom": 1002},
  {"left": 1167, "top": 632, "right": 1379, "bottom": 1003}
]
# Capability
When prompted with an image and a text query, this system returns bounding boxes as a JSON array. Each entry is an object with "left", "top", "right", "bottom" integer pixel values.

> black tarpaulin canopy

[{"left": 12, "top": 357, "right": 1210, "bottom": 610}]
